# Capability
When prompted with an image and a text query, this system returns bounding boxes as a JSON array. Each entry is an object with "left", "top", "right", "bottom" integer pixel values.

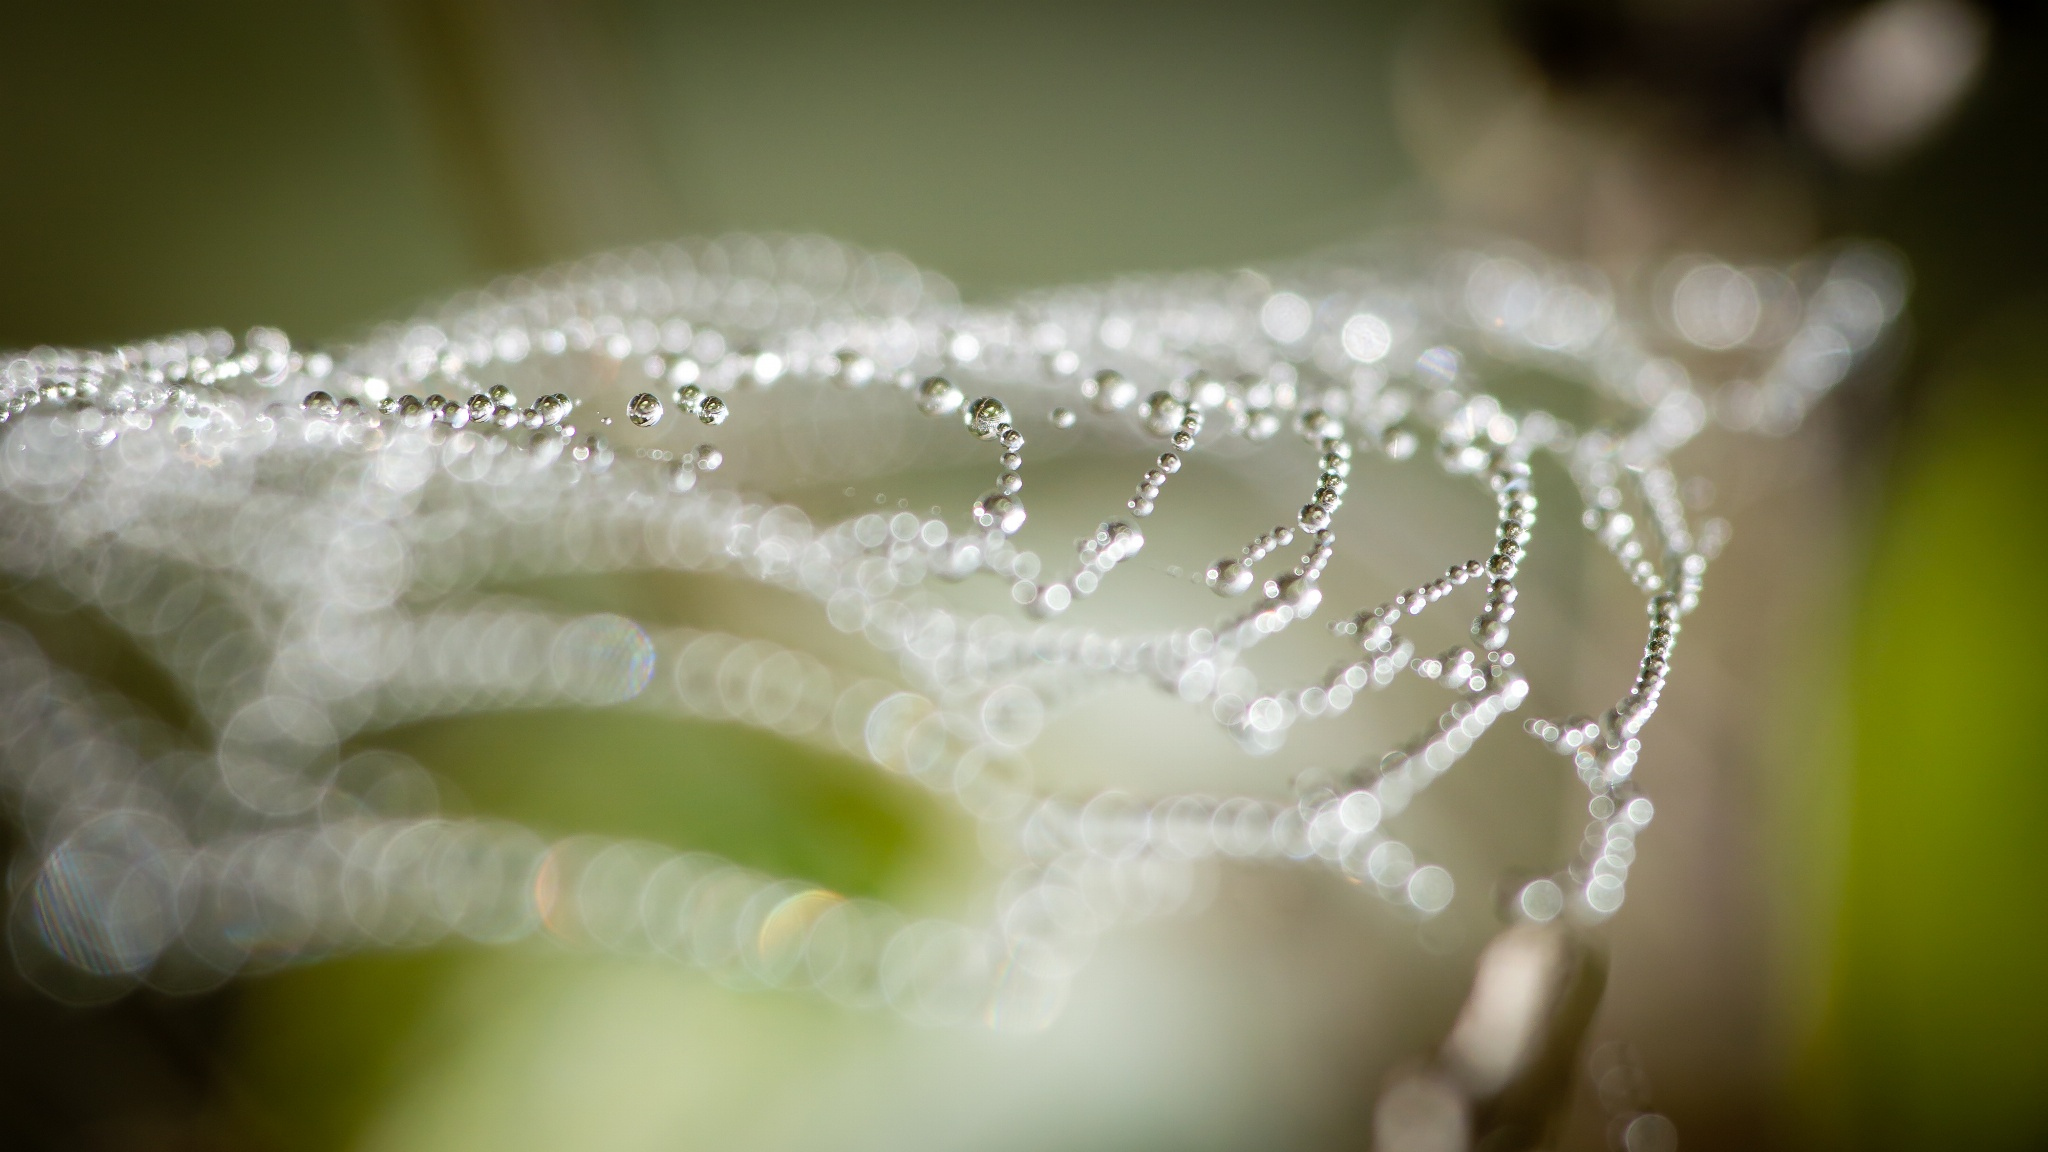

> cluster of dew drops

[{"left": 0, "top": 233, "right": 1902, "bottom": 1022}]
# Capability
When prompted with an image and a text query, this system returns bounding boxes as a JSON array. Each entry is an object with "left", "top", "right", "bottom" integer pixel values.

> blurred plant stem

[{"left": 362, "top": 0, "right": 678, "bottom": 271}]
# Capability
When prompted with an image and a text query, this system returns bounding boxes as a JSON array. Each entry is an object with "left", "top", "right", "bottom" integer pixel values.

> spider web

[{"left": 0, "top": 233, "right": 1902, "bottom": 1024}]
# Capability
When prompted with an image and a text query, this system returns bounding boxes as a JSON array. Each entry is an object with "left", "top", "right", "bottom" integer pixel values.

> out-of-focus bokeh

[{"left": 1, "top": 2, "right": 2043, "bottom": 1150}]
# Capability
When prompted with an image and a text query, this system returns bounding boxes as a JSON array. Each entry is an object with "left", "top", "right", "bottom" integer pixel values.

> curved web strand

[{"left": 0, "top": 233, "right": 1902, "bottom": 1021}]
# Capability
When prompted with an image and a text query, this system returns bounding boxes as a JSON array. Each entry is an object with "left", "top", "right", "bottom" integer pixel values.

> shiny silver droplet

[
  {"left": 1142, "top": 391, "right": 1185, "bottom": 437},
  {"left": 535, "top": 393, "right": 572, "bottom": 425},
  {"left": 965, "top": 396, "right": 1010, "bottom": 439},
  {"left": 917, "top": 376, "right": 964, "bottom": 417},
  {"left": 1087, "top": 369, "right": 1136, "bottom": 413},
  {"left": 628, "top": 393, "right": 664, "bottom": 428}
]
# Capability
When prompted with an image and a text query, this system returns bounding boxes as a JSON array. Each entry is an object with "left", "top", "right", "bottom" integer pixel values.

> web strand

[{"left": 0, "top": 233, "right": 1903, "bottom": 1022}]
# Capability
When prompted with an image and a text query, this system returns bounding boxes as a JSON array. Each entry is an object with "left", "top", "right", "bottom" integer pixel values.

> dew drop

[
  {"left": 1142, "top": 391, "right": 1185, "bottom": 437},
  {"left": 1207, "top": 559, "right": 1254, "bottom": 596},
  {"left": 973, "top": 493, "right": 1027, "bottom": 535},
  {"left": 1518, "top": 878, "right": 1564, "bottom": 922},
  {"left": 964, "top": 397, "right": 1010, "bottom": 439},
  {"left": 535, "top": 393, "right": 572, "bottom": 425},
  {"left": 917, "top": 376, "right": 964, "bottom": 417},
  {"left": 1086, "top": 369, "right": 1136, "bottom": 413},
  {"left": 628, "top": 392, "right": 664, "bottom": 428}
]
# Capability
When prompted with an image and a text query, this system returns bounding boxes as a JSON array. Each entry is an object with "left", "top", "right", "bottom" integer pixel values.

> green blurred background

[{"left": 1, "top": 1, "right": 2044, "bottom": 1148}]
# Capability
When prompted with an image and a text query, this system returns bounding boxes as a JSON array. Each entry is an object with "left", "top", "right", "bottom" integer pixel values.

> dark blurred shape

[
  {"left": 1373, "top": 925, "right": 1606, "bottom": 1152},
  {"left": 1502, "top": 0, "right": 1823, "bottom": 133},
  {"left": 0, "top": 938, "right": 264, "bottom": 1151},
  {"left": 1501, "top": 0, "right": 1994, "bottom": 169}
]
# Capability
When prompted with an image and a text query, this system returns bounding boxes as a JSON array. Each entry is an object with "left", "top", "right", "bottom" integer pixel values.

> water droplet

[
  {"left": 917, "top": 376, "right": 964, "bottom": 417},
  {"left": 698, "top": 395, "right": 728, "bottom": 425},
  {"left": 1104, "top": 521, "right": 1143, "bottom": 558},
  {"left": 1086, "top": 369, "right": 1136, "bottom": 412},
  {"left": 1208, "top": 559, "right": 1254, "bottom": 596},
  {"left": 1049, "top": 406, "right": 1076, "bottom": 428},
  {"left": 964, "top": 396, "right": 1010, "bottom": 439},
  {"left": 1518, "top": 878, "right": 1564, "bottom": 922},
  {"left": 301, "top": 390, "right": 336, "bottom": 416},
  {"left": 973, "top": 493, "right": 1027, "bottom": 535},
  {"left": 535, "top": 393, "right": 572, "bottom": 425},
  {"left": 1406, "top": 865, "right": 1454, "bottom": 914},
  {"left": 1142, "top": 391, "right": 1185, "bottom": 437},
  {"left": 628, "top": 393, "right": 664, "bottom": 428}
]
